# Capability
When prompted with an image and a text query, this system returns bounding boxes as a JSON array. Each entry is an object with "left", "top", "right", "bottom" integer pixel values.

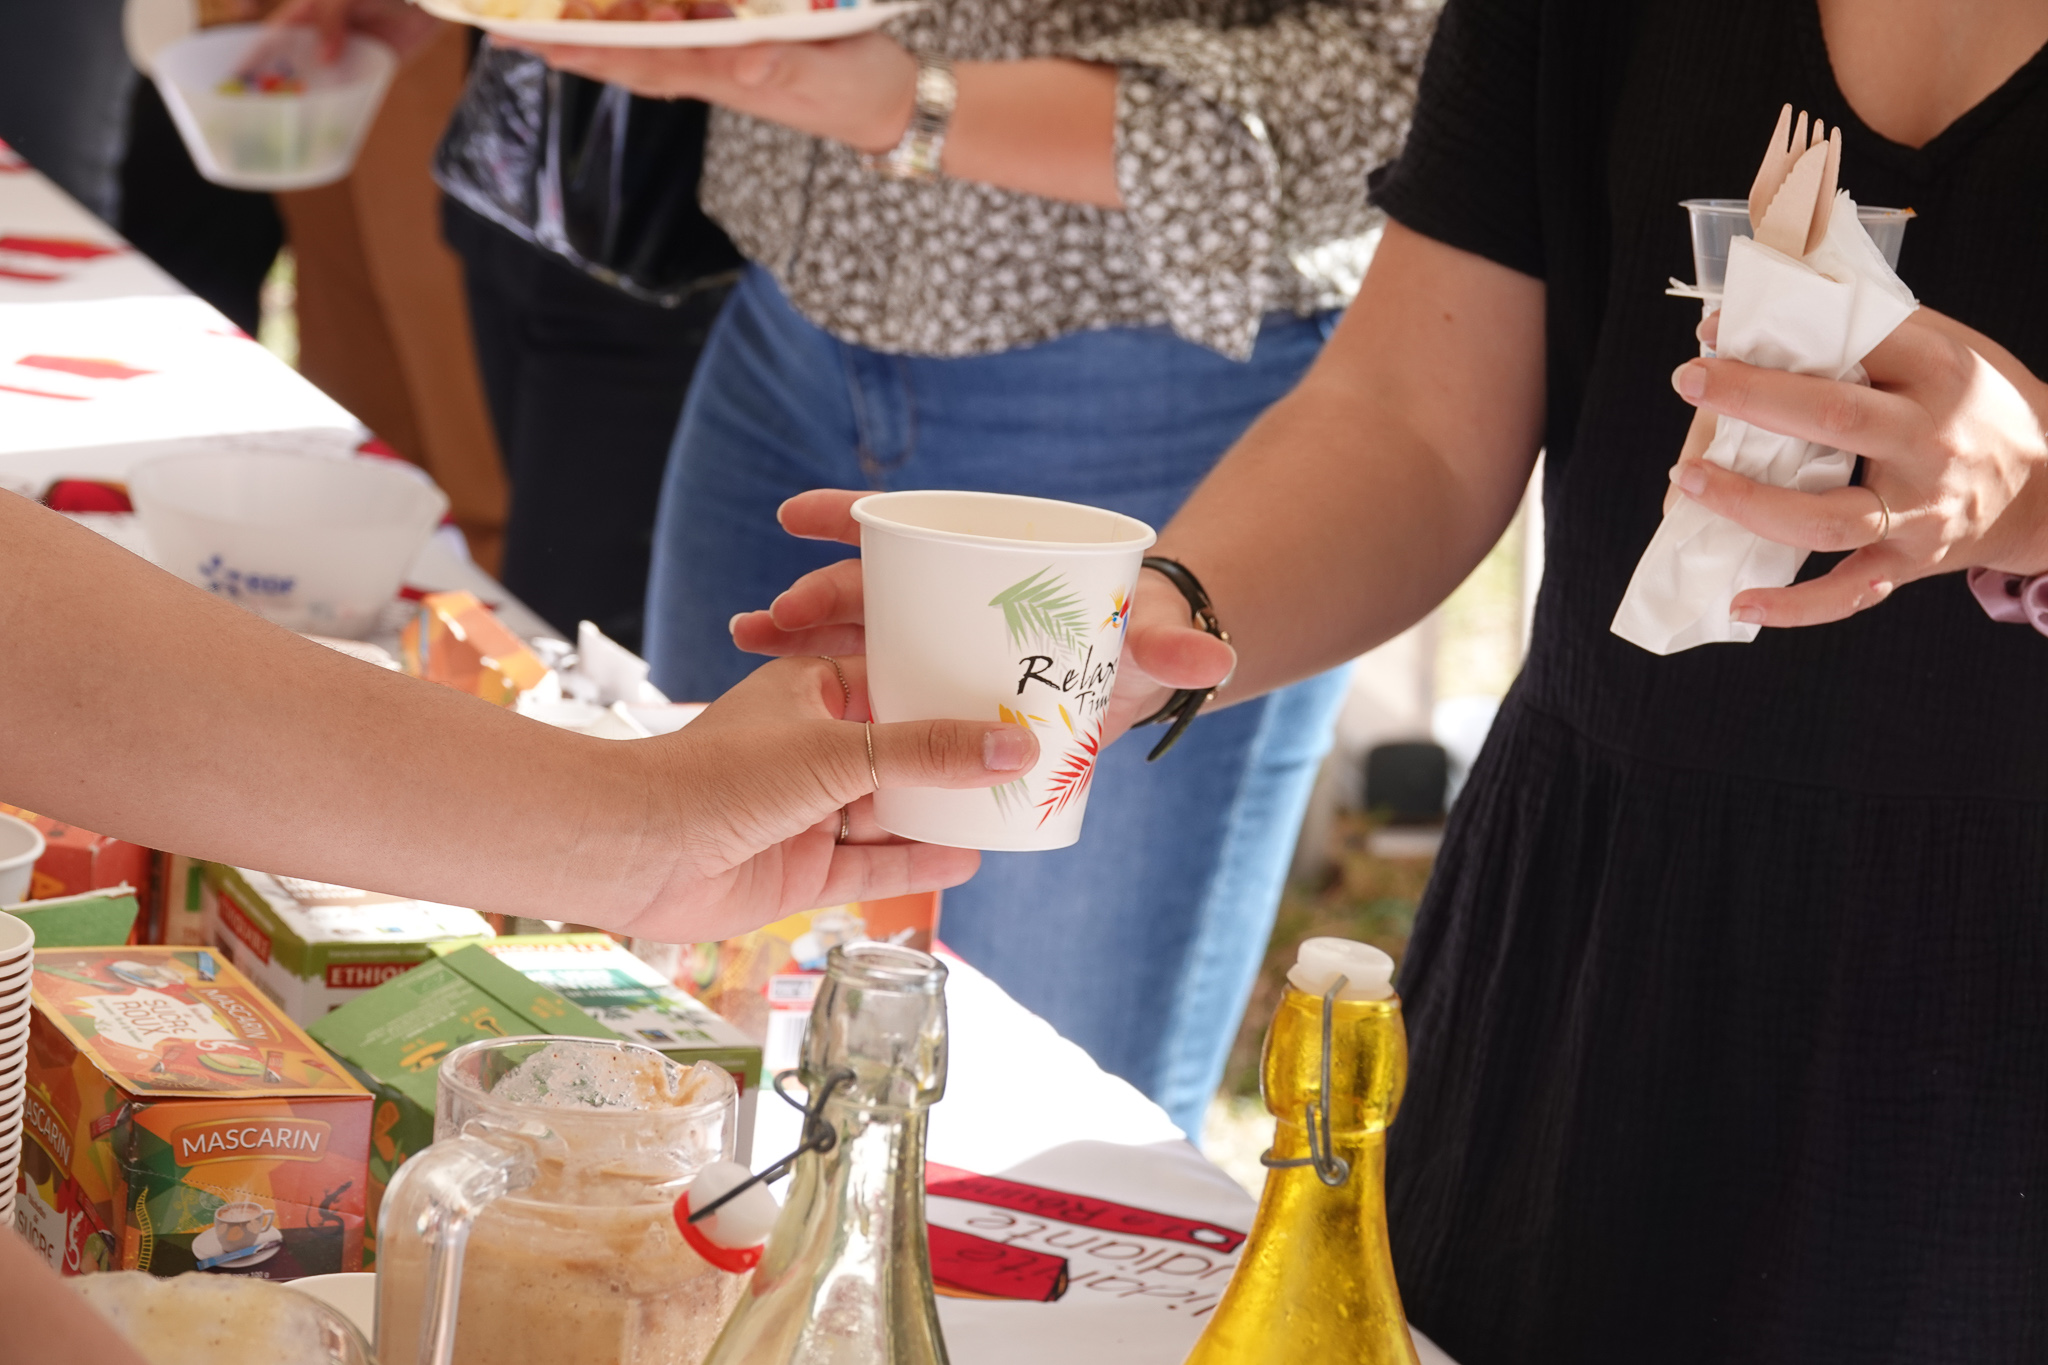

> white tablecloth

[
  {"left": 1, "top": 137, "right": 1456, "bottom": 1365},
  {"left": 0, "top": 141, "right": 548, "bottom": 641}
]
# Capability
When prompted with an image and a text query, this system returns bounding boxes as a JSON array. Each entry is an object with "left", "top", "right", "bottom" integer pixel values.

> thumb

[
  {"left": 866, "top": 719, "right": 1039, "bottom": 791},
  {"left": 1126, "top": 621, "right": 1235, "bottom": 692}
]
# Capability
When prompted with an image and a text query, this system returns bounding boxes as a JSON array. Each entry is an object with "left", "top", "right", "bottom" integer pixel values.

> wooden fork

[{"left": 1748, "top": 105, "right": 1843, "bottom": 257}]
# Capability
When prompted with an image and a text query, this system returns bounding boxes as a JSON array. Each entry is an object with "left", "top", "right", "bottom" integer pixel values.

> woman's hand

[
  {"left": 266, "top": 0, "right": 445, "bottom": 62},
  {"left": 727, "top": 491, "right": 1235, "bottom": 748},
  {"left": 618, "top": 653, "right": 1036, "bottom": 942},
  {"left": 1670, "top": 305, "right": 2048, "bottom": 627},
  {"left": 520, "top": 34, "right": 917, "bottom": 154}
]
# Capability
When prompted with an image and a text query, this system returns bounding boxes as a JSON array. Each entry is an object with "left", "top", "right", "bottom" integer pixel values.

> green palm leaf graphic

[
  {"left": 992, "top": 777, "right": 1031, "bottom": 818},
  {"left": 989, "top": 568, "right": 1090, "bottom": 653}
]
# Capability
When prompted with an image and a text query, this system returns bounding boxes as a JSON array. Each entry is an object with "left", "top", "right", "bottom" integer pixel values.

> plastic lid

[{"left": 1286, "top": 937, "right": 1394, "bottom": 1001}]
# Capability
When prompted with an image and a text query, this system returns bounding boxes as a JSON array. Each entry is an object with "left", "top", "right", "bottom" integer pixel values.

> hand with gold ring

[
  {"left": 1666, "top": 305, "right": 2048, "bottom": 628},
  {"left": 617, "top": 654, "right": 1036, "bottom": 944}
]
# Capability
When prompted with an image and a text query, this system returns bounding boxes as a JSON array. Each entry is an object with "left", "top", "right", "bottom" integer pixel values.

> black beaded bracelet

[{"left": 1133, "top": 556, "right": 1229, "bottom": 761}]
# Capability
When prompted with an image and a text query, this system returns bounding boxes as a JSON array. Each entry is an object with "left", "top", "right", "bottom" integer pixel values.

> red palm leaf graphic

[{"left": 1036, "top": 720, "right": 1103, "bottom": 826}]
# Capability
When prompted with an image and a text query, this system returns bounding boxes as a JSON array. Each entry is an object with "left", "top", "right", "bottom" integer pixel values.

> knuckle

[
  {"left": 1928, "top": 338, "right": 1974, "bottom": 390},
  {"left": 1815, "top": 388, "right": 1864, "bottom": 438},
  {"left": 920, "top": 723, "right": 954, "bottom": 776}
]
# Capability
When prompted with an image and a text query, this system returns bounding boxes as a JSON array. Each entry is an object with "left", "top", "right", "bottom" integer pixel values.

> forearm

[
  {"left": 0, "top": 495, "right": 665, "bottom": 919},
  {"left": 1157, "top": 372, "right": 1506, "bottom": 701},
  {"left": 0, "top": 1230, "right": 149, "bottom": 1365},
  {"left": 1154, "top": 225, "right": 1547, "bottom": 702},
  {"left": 942, "top": 59, "right": 1121, "bottom": 208}
]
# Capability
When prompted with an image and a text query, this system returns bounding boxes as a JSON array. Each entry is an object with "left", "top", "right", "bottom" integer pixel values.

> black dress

[{"left": 1372, "top": 2, "right": 2048, "bottom": 1361}]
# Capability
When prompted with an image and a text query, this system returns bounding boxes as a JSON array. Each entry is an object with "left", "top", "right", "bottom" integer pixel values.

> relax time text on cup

[{"left": 854, "top": 491, "right": 1156, "bottom": 851}]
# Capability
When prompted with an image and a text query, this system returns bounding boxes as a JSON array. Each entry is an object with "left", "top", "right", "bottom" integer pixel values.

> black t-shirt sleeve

[{"left": 1371, "top": 0, "right": 1545, "bottom": 280}]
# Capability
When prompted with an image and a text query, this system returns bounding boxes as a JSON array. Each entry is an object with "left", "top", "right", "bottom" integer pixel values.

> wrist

[
  {"left": 858, "top": 52, "right": 957, "bottom": 179},
  {"left": 852, "top": 46, "right": 920, "bottom": 155}
]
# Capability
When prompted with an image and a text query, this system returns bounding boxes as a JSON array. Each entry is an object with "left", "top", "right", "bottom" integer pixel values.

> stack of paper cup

[{"left": 0, "top": 911, "right": 33, "bottom": 1226}]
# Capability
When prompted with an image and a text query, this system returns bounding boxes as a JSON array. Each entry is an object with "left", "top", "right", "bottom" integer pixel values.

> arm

[
  {"left": 731, "top": 221, "right": 1549, "bottom": 724},
  {"left": 0, "top": 1231, "right": 148, "bottom": 1365},
  {"left": 0, "top": 494, "right": 1036, "bottom": 943},
  {"left": 1139, "top": 220, "right": 1544, "bottom": 702},
  {"left": 524, "top": 39, "right": 1123, "bottom": 207},
  {"left": 526, "top": 0, "right": 1432, "bottom": 244}
]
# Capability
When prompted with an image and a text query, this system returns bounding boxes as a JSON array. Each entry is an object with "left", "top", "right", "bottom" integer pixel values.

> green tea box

[
  {"left": 304, "top": 945, "right": 611, "bottom": 1264},
  {"left": 199, "top": 864, "right": 493, "bottom": 1022}
]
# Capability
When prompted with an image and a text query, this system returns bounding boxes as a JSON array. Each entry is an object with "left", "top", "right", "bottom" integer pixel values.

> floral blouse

[{"left": 699, "top": 0, "right": 1439, "bottom": 359}]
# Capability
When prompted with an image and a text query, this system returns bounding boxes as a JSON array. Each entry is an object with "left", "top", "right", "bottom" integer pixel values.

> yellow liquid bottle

[{"left": 1185, "top": 938, "right": 1418, "bottom": 1365}]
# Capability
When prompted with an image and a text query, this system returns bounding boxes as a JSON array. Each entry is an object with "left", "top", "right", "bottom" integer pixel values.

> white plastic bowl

[
  {"left": 152, "top": 24, "right": 395, "bottom": 192},
  {"left": 130, "top": 453, "right": 448, "bottom": 639}
]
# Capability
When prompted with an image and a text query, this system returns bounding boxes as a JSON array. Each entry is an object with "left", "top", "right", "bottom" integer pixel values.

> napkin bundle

[{"left": 1610, "top": 190, "right": 1919, "bottom": 655}]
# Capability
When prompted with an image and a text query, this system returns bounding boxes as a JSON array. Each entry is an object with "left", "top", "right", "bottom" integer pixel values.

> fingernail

[
  {"left": 984, "top": 727, "right": 1032, "bottom": 771},
  {"left": 727, "top": 612, "right": 746, "bottom": 636},
  {"left": 1730, "top": 605, "right": 1764, "bottom": 625},
  {"left": 1676, "top": 462, "right": 1707, "bottom": 497},
  {"left": 1672, "top": 362, "right": 1706, "bottom": 400}
]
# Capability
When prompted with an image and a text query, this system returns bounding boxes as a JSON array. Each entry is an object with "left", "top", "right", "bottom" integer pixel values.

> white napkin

[{"left": 1610, "top": 190, "right": 1918, "bottom": 654}]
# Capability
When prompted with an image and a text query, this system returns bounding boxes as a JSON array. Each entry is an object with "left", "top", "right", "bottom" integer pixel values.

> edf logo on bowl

[{"left": 198, "top": 554, "right": 295, "bottom": 600}]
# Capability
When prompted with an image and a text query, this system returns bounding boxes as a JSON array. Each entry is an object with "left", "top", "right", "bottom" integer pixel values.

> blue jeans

[{"left": 647, "top": 266, "right": 1349, "bottom": 1134}]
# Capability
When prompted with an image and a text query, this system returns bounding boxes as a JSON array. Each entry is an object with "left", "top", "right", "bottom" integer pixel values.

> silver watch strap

[{"left": 861, "top": 54, "right": 957, "bottom": 182}]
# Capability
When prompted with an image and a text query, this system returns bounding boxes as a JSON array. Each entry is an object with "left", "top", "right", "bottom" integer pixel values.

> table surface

[{"left": 0, "top": 138, "right": 1457, "bottom": 1365}]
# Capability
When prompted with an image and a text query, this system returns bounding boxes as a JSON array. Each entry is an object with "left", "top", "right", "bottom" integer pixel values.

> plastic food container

[
  {"left": 130, "top": 452, "right": 448, "bottom": 639},
  {"left": 1680, "top": 198, "right": 1914, "bottom": 294},
  {"left": 151, "top": 24, "right": 395, "bottom": 191}
]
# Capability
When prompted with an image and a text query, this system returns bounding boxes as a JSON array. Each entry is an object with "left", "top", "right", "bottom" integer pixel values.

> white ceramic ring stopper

[{"left": 1286, "top": 937, "right": 1394, "bottom": 1001}]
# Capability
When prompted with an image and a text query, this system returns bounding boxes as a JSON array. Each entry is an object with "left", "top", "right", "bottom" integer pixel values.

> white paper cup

[
  {"left": 0, "top": 831, "right": 43, "bottom": 910},
  {"left": 854, "top": 491, "right": 1156, "bottom": 851},
  {"left": 0, "top": 907, "right": 34, "bottom": 953}
]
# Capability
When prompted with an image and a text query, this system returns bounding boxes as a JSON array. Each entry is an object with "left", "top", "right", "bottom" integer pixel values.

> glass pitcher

[{"left": 376, "top": 1035, "right": 745, "bottom": 1365}]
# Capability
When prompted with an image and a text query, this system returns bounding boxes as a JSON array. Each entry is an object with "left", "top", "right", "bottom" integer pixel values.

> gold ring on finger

[{"left": 1867, "top": 486, "right": 1892, "bottom": 543}]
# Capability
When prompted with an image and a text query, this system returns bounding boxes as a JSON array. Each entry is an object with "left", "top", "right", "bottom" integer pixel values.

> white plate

[
  {"left": 192, "top": 1224, "right": 284, "bottom": 1268},
  {"left": 415, "top": 0, "right": 920, "bottom": 47}
]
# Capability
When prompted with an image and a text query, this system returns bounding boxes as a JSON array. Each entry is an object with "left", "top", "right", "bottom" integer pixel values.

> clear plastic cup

[
  {"left": 1681, "top": 198, "right": 1915, "bottom": 292},
  {"left": 152, "top": 25, "right": 395, "bottom": 191}
]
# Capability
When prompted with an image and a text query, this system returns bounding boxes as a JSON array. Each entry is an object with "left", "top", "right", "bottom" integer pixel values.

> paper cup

[
  {"left": 0, "top": 908, "right": 33, "bottom": 954},
  {"left": 854, "top": 491, "right": 1156, "bottom": 851},
  {"left": 0, "top": 832, "right": 42, "bottom": 912}
]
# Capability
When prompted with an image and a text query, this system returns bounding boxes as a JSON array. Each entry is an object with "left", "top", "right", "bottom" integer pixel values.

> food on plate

[
  {"left": 462, "top": 0, "right": 841, "bottom": 19},
  {"left": 215, "top": 72, "right": 309, "bottom": 95}
]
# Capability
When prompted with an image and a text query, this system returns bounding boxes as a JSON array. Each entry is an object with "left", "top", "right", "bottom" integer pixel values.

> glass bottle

[
  {"left": 703, "top": 941, "right": 951, "bottom": 1365},
  {"left": 1185, "top": 938, "right": 1418, "bottom": 1365}
]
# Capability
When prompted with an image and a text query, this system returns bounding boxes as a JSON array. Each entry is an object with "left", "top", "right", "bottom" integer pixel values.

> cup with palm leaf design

[{"left": 852, "top": 490, "right": 1156, "bottom": 850}]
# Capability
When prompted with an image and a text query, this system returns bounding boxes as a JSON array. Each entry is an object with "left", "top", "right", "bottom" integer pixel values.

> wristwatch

[{"left": 861, "top": 54, "right": 957, "bottom": 181}]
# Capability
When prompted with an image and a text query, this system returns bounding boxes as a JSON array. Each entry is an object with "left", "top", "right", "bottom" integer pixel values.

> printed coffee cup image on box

[{"left": 853, "top": 491, "right": 1155, "bottom": 852}]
